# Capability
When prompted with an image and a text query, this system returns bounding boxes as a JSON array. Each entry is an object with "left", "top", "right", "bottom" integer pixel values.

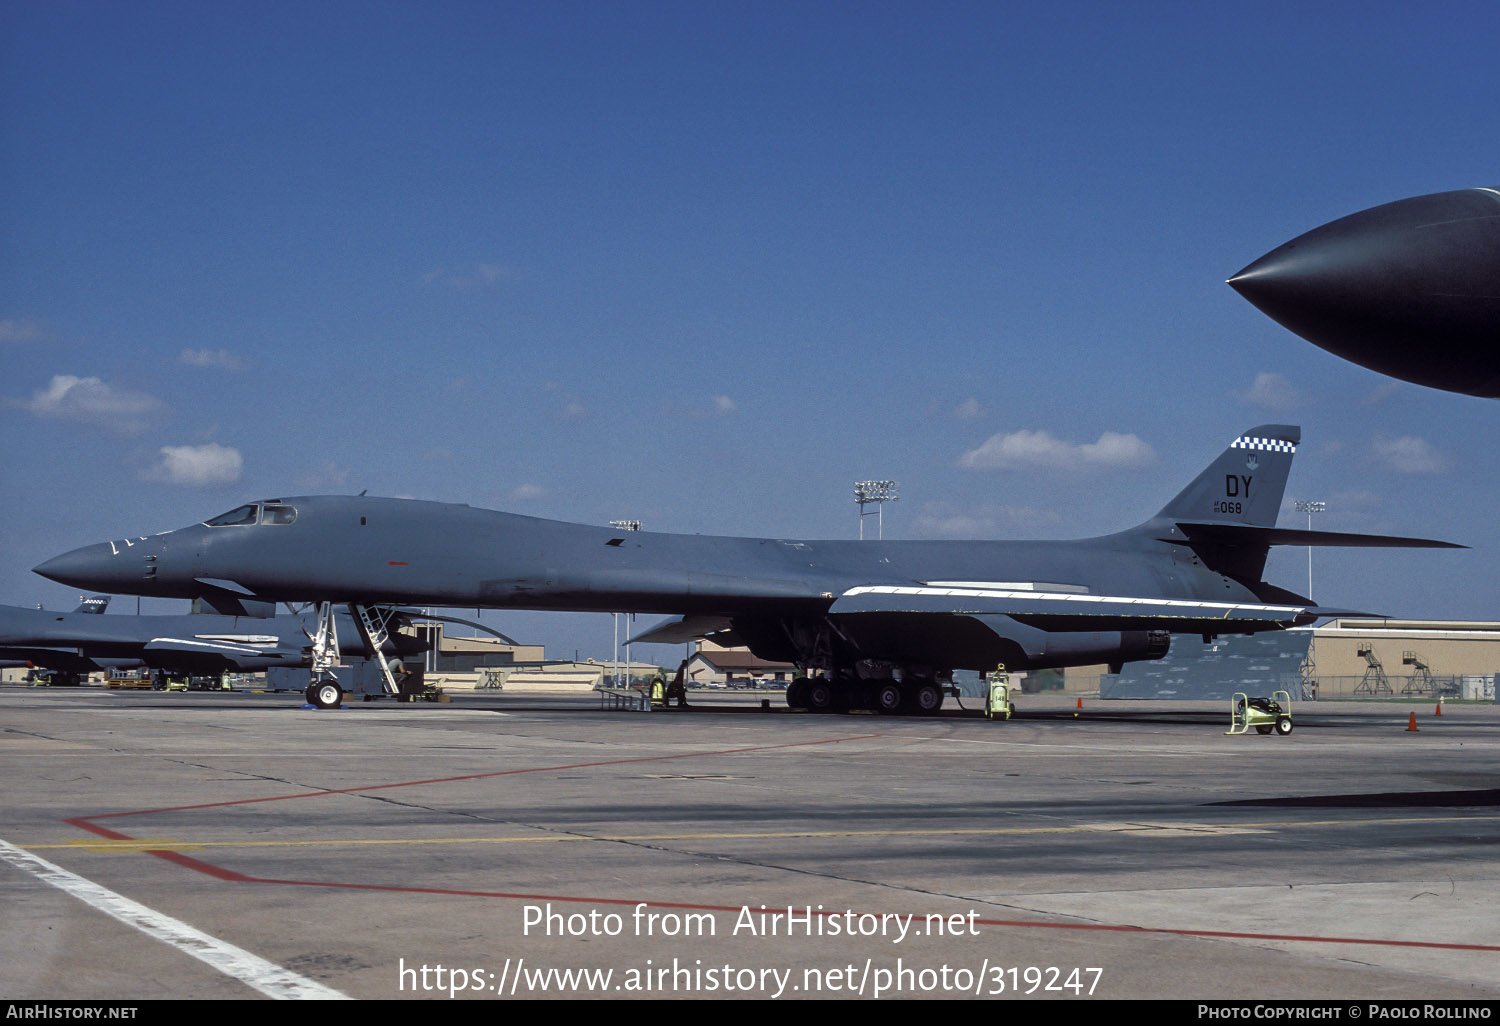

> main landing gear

[
  {"left": 785, "top": 674, "right": 947, "bottom": 716},
  {"left": 747, "top": 619, "right": 953, "bottom": 717}
]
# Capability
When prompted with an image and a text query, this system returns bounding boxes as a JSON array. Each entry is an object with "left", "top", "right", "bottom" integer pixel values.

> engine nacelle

[{"left": 734, "top": 612, "right": 1172, "bottom": 674}]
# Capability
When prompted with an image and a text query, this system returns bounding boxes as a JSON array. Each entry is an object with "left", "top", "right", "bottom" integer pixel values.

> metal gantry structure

[
  {"left": 1402, "top": 650, "right": 1435, "bottom": 694},
  {"left": 1355, "top": 642, "right": 1393, "bottom": 695}
]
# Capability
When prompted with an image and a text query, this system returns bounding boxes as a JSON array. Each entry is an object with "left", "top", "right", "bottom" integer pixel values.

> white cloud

[
  {"left": 1240, "top": 371, "right": 1301, "bottom": 411},
  {"left": 0, "top": 318, "right": 43, "bottom": 343},
  {"left": 180, "top": 348, "right": 246, "bottom": 371},
  {"left": 953, "top": 398, "right": 984, "bottom": 420},
  {"left": 509, "top": 483, "right": 546, "bottom": 502},
  {"left": 958, "top": 429, "right": 1156, "bottom": 472},
  {"left": 562, "top": 399, "right": 586, "bottom": 419},
  {"left": 681, "top": 395, "right": 739, "bottom": 419},
  {"left": 1371, "top": 436, "right": 1450, "bottom": 475},
  {"left": 4, "top": 374, "right": 163, "bottom": 434},
  {"left": 423, "top": 263, "right": 514, "bottom": 289},
  {"left": 142, "top": 443, "right": 243, "bottom": 486},
  {"left": 1360, "top": 380, "right": 1401, "bottom": 405}
]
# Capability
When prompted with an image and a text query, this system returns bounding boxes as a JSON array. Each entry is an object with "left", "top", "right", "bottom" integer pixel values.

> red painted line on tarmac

[
  {"left": 62, "top": 817, "right": 257, "bottom": 881},
  {"left": 71, "top": 733, "right": 884, "bottom": 821},
  {"left": 55, "top": 729, "right": 1500, "bottom": 955},
  {"left": 61, "top": 733, "right": 882, "bottom": 883}
]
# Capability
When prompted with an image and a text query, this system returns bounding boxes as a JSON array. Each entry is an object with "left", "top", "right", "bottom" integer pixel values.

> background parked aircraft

[{"left": 0, "top": 601, "right": 428, "bottom": 687}]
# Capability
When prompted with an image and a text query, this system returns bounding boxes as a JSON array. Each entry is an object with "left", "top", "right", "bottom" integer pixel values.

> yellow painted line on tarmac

[
  {"left": 29, "top": 812, "right": 1497, "bottom": 854},
  {"left": 63, "top": 837, "right": 211, "bottom": 853}
]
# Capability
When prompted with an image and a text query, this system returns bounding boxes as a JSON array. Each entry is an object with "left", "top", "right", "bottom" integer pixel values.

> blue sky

[{"left": 3, "top": 1, "right": 1496, "bottom": 660}]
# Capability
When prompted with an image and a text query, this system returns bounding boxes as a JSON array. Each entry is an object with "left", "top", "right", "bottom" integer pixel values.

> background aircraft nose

[
  {"left": 33, "top": 542, "right": 138, "bottom": 591},
  {"left": 1228, "top": 188, "right": 1500, "bottom": 399}
]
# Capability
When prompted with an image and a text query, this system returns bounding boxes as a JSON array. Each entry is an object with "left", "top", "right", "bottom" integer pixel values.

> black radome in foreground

[{"left": 1230, "top": 188, "right": 1500, "bottom": 398}]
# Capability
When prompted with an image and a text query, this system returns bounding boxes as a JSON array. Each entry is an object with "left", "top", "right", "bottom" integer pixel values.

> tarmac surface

[{"left": 2, "top": 684, "right": 1497, "bottom": 1001}]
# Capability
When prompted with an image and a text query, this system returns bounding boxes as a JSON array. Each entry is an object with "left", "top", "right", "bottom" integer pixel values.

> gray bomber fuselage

[{"left": 33, "top": 495, "right": 1253, "bottom": 616}]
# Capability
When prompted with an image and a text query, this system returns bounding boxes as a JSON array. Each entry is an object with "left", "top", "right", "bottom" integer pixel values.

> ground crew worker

[
  {"left": 666, "top": 663, "right": 689, "bottom": 708},
  {"left": 650, "top": 671, "right": 667, "bottom": 708}
]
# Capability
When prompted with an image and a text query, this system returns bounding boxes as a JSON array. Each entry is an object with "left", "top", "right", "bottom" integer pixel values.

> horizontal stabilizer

[
  {"left": 628, "top": 614, "right": 739, "bottom": 646},
  {"left": 1176, "top": 521, "right": 1464, "bottom": 549},
  {"left": 1297, "top": 606, "right": 1384, "bottom": 620}
]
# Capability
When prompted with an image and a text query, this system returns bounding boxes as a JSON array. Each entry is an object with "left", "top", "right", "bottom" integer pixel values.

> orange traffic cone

[
  {"left": 1435, "top": 702, "right": 1443, "bottom": 717},
  {"left": 1076, "top": 697, "right": 1083, "bottom": 710},
  {"left": 1406, "top": 712, "right": 1419, "bottom": 732}
]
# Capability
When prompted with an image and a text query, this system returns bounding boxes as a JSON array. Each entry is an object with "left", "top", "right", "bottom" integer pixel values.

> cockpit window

[
  {"left": 204, "top": 505, "right": 259, "bottom": 527},
  {"left": 203, "top": 503, "right": 299, "bottom": 527}
]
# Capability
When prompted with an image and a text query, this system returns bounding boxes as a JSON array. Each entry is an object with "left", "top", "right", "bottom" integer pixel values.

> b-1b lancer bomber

[{"left": 35, "top": 425, "right": 1460, "bottom": 712}]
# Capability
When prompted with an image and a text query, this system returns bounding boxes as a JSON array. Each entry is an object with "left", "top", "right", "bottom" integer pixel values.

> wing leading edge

[{"left": 830, "top": 584, "right": 1313, "bottom": 631}]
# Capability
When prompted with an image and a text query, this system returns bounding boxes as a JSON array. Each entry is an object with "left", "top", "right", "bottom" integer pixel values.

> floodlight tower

[
  {"left": 1293, "top": 499, "right": 1325, "bottom": 599},
  {"left": 854, "top": 480, "right": 899, "bottom": 540}
]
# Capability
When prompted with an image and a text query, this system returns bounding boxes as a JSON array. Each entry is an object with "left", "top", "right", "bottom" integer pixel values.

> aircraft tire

[
  {"left": 872, "top": 682, "right": 903, "bottom": 715},
  {"left": 785, "top": 678, "right": 810, "bottom": 709},
  {"left": 1275, "top": 715, "right": 1294, "bottom": 735},
  {"left": 308, "top": 681, "right": 343, "bottom": 709},
  {"left": 910, "top": 683, "right": 943, "bottom": 716},
  {"left": 804, "top": 679, "right": 834, "bottom": 713}
]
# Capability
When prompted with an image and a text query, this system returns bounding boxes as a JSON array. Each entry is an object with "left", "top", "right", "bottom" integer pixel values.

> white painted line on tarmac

[{"left": 0, "top": 836, "right": 349, "bottom": 999}]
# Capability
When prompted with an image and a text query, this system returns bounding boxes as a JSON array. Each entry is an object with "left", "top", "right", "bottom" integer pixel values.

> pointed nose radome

[
  {"left": 1229, "top": 188, "right": 1500, "bottom": 399},
  {"left": 33, "top": 542, "right": 136, "bottom": 591}
]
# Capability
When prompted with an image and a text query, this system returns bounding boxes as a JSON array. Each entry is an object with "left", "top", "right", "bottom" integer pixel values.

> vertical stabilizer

[{"left": 1155, "top": 425, "right": 1299, "bottom": 529}]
